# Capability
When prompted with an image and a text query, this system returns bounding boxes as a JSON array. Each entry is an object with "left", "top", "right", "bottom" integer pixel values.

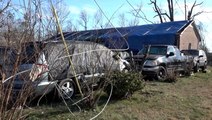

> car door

[
  {"left": 174, "top": 47, "right": 185, "bottom": 71},
  {"left": 198, "top": 50, "right": 206, "bottom": 67},
  {"left": 166, "top": 46, "right": 176, "bottom": 69}
]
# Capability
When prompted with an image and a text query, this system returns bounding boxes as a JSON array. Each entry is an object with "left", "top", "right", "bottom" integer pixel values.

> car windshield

[
  {"left": 181, "top": 50, "right": 199, "bottom": 56},
  {"left": 138, "top": 46, "right": 167, "bottom": 55},
  {"left": 137, "top": 49, "right": 145, "bottom": 55}
]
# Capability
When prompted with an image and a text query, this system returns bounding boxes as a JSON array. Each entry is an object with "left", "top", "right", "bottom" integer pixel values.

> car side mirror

[
  {"left": 113, "top": 54, "right": 120, "bottom": 60},
  {"left": 199, "top": 55, "right": 203, "bottom": 58},
  {"left": 167, "top": 52, "right": 174, "bottom": 57}
]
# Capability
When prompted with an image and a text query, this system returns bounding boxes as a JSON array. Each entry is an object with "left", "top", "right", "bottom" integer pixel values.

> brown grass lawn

[{"left": 25, "top": 67, "right": 212, "bottom": 120}]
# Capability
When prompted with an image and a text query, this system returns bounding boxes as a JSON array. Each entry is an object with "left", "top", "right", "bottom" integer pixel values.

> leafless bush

[
  {"left": 0, "top": 41, "right": 45, "bottom": 119},
  {"left": 166, "top": 68, "right": 177, "bottom": 82},
  {"left": 0, "top": 0, "right": 140, "bottom": 119},
  {"left": 0, "top": 0, "right": 48, "bottom": 119}
]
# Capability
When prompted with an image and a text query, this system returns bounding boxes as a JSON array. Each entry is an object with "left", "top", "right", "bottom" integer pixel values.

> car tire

[
  {"left": 184, "top": 62, "right": 193, "bottom": 76},
  {"left": 57, "top": 79, "right": 76, "bottom": 100},
  {"left": 201, "top": 62, "right": 207, "bottom": 72},
  {"left": 156, "top": 66, "right": 167, "bottom": 81},
  {"left": 194, "top": 63, "right": 199, "bottom": 73}
]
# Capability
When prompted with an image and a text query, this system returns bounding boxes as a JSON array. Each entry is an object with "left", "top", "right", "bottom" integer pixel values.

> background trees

[{"left": 130, "top": 0, "right": 204, "bottom": 23}]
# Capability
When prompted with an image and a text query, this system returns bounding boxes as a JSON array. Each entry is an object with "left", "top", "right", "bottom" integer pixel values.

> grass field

[{"left": 25, "top": 67, "right": 212, "bottom": 120}]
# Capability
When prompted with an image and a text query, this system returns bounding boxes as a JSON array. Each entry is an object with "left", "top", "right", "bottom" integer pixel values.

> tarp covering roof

[{"left": 48, "top": 20, "right": 192, "bottom": 54}]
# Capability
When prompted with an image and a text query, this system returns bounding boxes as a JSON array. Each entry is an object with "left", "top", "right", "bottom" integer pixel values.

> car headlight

[{"left": 143, "top": 60, "right": 158, "bottom": 66}]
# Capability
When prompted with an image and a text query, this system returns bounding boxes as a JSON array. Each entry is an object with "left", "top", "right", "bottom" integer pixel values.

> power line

[
  {"left": 174, "top": 0, "right": 185, "bottom": 15},
  {"left": 92, "top": 0, "right": 129, "bottom": 51},
  {"left": 125, "top": 0, "right": 153, "bottom": 24}
]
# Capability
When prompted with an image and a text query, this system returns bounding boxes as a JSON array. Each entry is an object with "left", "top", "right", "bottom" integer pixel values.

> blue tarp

[{"left": 48, "top": 20, "right": 191, "bottom": 54}]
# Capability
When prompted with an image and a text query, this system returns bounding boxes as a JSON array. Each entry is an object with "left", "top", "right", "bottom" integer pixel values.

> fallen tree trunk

[{"left": 43, "top": 41, "right": 123, "bottom": 81}]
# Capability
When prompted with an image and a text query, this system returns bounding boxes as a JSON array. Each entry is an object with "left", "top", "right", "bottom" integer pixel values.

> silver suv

[
  {"left": 181, "top": 49, "right": 207, "bottom": 72},
  {"left": 2, "top": 42, "right": 55, "bottom": 99},
  {"left": 132, "top": 45, "right": 192, "bottom": 81},
  {"left": 3, "top": 41, "right": 129, "bottom": 100}
]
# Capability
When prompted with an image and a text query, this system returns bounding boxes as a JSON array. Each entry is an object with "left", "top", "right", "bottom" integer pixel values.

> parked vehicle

[
  {"left": 43, "top": 41, "right": 129, "bottom": 99},
  {"left": 0, "top": 47, "right": 14, "bottom": 80},
  {"left": 3, "top": 41, "right": 129, "bottom": 99},
  {"left": 130, "top": 45, "right": 192, "bottom": 81},
  {"left": 181, "top": 49, "right": 207, "bottom": 72},
  {"left": 2, "top": 42, "right": 54, "bottom": 99}
]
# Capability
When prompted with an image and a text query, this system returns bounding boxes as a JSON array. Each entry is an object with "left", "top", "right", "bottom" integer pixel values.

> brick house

[
  {"left": 176, "top": 21, "right": 201, "bottom": 50},
  {"left": 48, "top": 20, "right": 201, "bottom": 54}
]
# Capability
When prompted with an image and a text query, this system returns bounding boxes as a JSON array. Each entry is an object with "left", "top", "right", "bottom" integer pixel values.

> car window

[
  {"left": 199, "top": 50, "right": 204, "bottom": 56},
  {"left": 138, "top": 46, "right": 167, "bottom": 55},
  {"left": 137, "top": 47, "right": 147, "bottom": 55},
  {"left": 149, "top": 46, "right": 167, "bottom": 55},
  {"left": 202, "top": 51, "right": 206, "bottom": 57},
  {"left": 181, "top": 50, "right": 198, "bottom": 56},
  {"left": 167, "top": 46, "right": 175, "bottom": 54},
  {"left": 20, "top": 42, "right": 44, "bottom": 64},
  {"left": 174, "top": 47, "right": 181, "bottom": 56}
]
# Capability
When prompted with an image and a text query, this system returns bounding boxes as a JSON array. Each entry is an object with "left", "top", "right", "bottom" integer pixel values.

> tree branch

[
  {"left": 0, "top": 0, "right": 11, "bottom": 16},
  {"left": 126, "top": 0, "right": 154, "bottom": 24},
  {"left": 167, "top": 0, "right": 174, "bottom": 21},
  {"left": 187, "top": 0, "right": 203, "bottom": 20},
  {"left": 191, "top": 11, "right": 204, "bottom": 20},
  {"left": 150, "top": 0, "right": 164, "bottom": 23}
]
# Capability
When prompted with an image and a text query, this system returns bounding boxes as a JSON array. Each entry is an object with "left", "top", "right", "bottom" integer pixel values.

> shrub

[
  {"left": 166, "top": 68, "right": 177, "bottom": 82},
  {"left": 106, "top": 71, "right": 145, "bottom": 99}
]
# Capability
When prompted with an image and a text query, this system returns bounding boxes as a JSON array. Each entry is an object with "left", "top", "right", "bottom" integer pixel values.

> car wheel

[
  {"left": 58, "top": 79, "right": 75, "bottom": 100},
  {"left": 194, "top": 63, "right": 199, "bottom": 73},
  {"left": 201, "top": 63, "right": 207, "bottom": 72},
  {"left": 156, "top": 66, "right": 167, "bottom": 81}
]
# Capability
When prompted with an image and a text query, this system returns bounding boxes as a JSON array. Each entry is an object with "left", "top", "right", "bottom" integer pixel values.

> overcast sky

[{"left": 12, "top": 0, "right": 212, "bottom": 51}]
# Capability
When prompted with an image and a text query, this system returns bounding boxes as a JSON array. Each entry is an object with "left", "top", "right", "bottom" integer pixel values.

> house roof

[
  {"left": 48, "top": 20, "right": 196, "bottom": 53},
  {"left": 50, "top": 20, "right": 192, "bottom": 40}
]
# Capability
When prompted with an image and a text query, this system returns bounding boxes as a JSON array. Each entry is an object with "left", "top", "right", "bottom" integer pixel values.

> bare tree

[
  {"left": 65, "top": 19, "right": 78, "bottom": 32},
  {"left": 149, "top": 0, "right": 203, "bottom": 23},
  {"left": 0, "top": 0, "right": 11, "bottom": 16},
  {"left": 78, "top": 10, "right": 89, "bottom": 30},
  {"left": 196, "top": 22, "right": 209, "bottom": 53},
  {"left": 0, "top": 0, "right": 72, "bottom": 119},
  {"left": 186, "top": 1, "right": 204, "bottom": 20},
  {"left": 93, "top": 10, "right": 104, "bottom": 29},
  {"left": 118, "top": 13, "right": 128, "bottom": 27},
  {"left": 127, "top": 0, "right": 154, "bottom": 24},
  {"left": 35, "top": 0, "right": 71, "bottom": 38},
  {"left": 0, "top": 0, "right": 11, "bottom": 30},
  {"left": 167, "top": 0, "right": 174, "bottom": 21},
  {"left": 149, "top": 0, "right": 174, "bottom": 22},
  {"left": 104, "top": 21, "right": 114, "bottom": 28},
  {"left": 128, "top": 18, "right": 140, "bottom": 26}
]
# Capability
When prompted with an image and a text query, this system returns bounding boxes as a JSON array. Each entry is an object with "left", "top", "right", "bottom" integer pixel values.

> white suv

[{"left": 181, "top": 49, "right": 207, "bottom": 72}]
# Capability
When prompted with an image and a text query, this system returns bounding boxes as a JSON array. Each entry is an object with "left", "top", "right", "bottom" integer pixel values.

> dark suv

[
  {"left": 132, "top": 45, "right": 192, "bottom": 81},
  {"left": 181, "top": 49, "right": 207, "bottom": 72}
]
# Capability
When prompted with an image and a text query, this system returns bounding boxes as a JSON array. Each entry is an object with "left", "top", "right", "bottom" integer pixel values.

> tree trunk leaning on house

[{"left": 43, "top": 41, "right": 122, "bottom": 81}]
